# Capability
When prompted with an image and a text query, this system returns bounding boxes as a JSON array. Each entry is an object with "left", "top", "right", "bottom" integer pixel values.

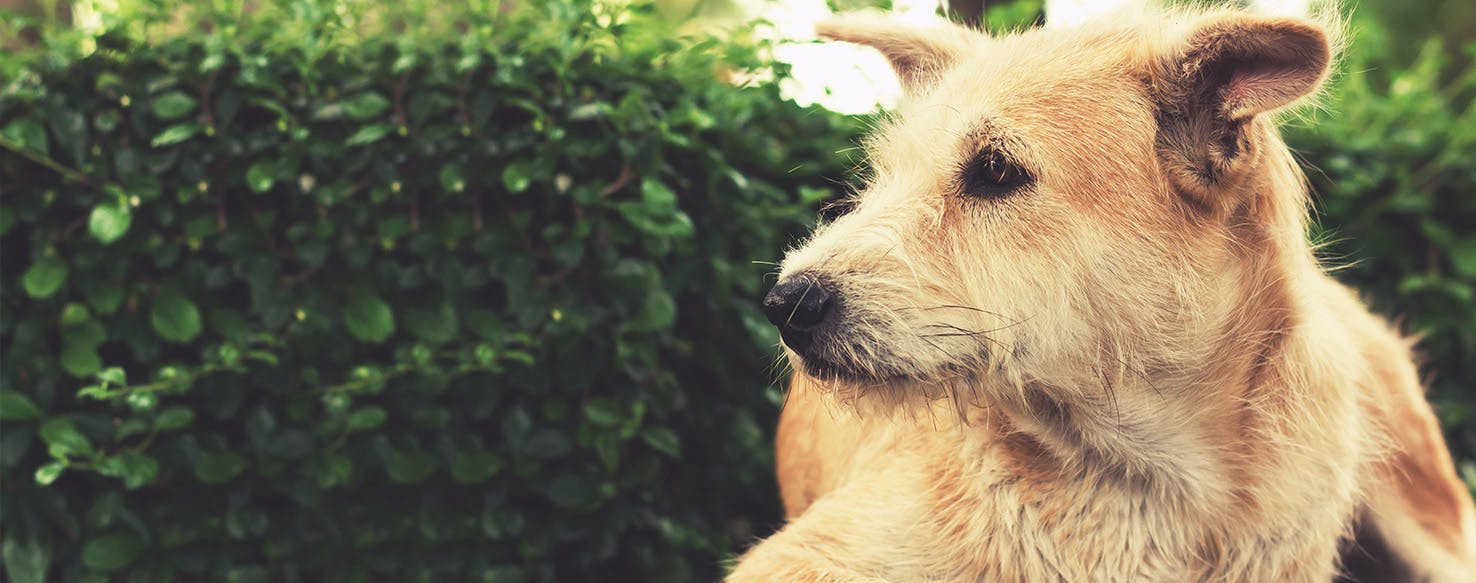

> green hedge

[{"left": 0, "top": 2, "right": 856, "bottom": 580}]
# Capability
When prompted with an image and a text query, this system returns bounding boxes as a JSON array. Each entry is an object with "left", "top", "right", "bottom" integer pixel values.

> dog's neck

[{"left": 970, "top": 145, "right": 1320, "bottom": 506}]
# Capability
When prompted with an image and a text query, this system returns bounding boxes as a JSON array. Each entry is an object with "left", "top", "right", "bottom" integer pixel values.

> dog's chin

[
  {"left": 791, "top": 352, "right": 912, "bottom": 385},
  {"left": 791, "top": 350, "right": 993, "bottom": 391},
  {"left": 797, "top": 356, "right": 874, "bottom": 382}
]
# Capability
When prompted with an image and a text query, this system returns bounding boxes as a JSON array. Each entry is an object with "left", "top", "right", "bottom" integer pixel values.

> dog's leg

[
  {"left": 775, "top": 375, "right": 868, "bottom": 519},
  {"left": 728, "top": 478, "right": 926, "bottom": 583}
]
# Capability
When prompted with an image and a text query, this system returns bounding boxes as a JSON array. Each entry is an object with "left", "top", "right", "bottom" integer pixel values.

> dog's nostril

[{"left": 763, "top": 276, "right": 836, "bottom": 333}]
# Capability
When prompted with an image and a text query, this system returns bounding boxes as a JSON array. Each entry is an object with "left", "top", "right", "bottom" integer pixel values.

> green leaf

[
  {"left": 59, "top": 343, "right": 101, "bottom": 378},
  {"left": 34, "top": 461, "right": 65, "bottom": 485},
  {"left": 0, "top": 391, "right": 42, "bottom": 421},
  {"left": 150, "top": 123, "right": 204, "bottom": 147},
  {"left": 122, "top": 453, "right": 160, "bottom": 488},
  {"left": 88, "top": 202, "right": 132, "bottom": 244},
  {"left": 0, "top": 205, "right": 15, "bottom": 236},
  {"left": 344, "top": 291, "right": 395, "bottom": 342},
  {"left": 126, "top": 393, "right": 157, "bottom": 411},
  {"left": 343, "top": 92, "right": 390, "bottom": 119},
  {"left": 404, "top": 303, "right": 458, "bottom": 345},
  {"left": 150, "top": 291, "right": 202, "bottom": 342},
  {"left": 39, "top": 417, "right": 92, "bottom": 457},
  {"left": 2, "top": 118, "right": 48, "bottom": 155},
  {"left": 151, "top": 91, "right": 198, "bottom": 120},
  {"left": 345, "top": 123, "right": 394, "bottom": 146},
  {"left": 194, "top": 451, "right": 247, "bottom": 483},
  {"left": 154, "top": 407, "right": 195, "bottom": 431},
  {"left": 346, "top": 407, "right": 387, "bottom": 431},
  {"left": 501, "top": 161, "right": 532, "bottom": 193},
  {"left": 641, "top": 178, "right": 677, "bottom": 209},
  {"left": 317, "top": 454, "right": 352, "bottom": 488},
  {"left": 86, "top": 282, "right": 125, "bottom": 314},
  {"left": 545, "top": 474, "right": 598, "bottom": 509},
  {"left": 386, "top": 450, "right": 436, "bottom": 484},
  {"left": 524, "top": 429, "right": 571, "bottom": 459},
  {"left": 96, "top": 366, "right": 127, "bottom": 387},
  {"left": 99, "top": 452, "right": 159, "bottom": 489},
  {"left": 440, "top": 163, "right": 466, "bottom": 192},
  {"left": 246, "top": 160, "right": 276, "bottom": 193},
  {"left": 21, "top": 257, "right": 68, "bottom": 299},
  {"left": 48, "top": 110, "right": 87, "bottom": 165},
  {"left": 581, "top": 399, "right": 623, "bottom": 428},
  {"left": 593, "top": 432, "right": 620, "bottom": 471},
  {"left": 449, "top": 451, "right": 505, "bottom": 484},
  {"left": 2, "top": 532, "right": 53, "bottom": 583},
  {"left": 641, "top": 426, "right": 681, "bottom": 457},
  {"left": 482, "top": 566, "right": 529, "bottom": 583},
  {"left": 1451, "top": 237, "right": 1476, "bottom": 279},
  {"left": 67, "top": 320, "right": 107, "bottom": 348},
  {"left": 59, "top": 303, "right": 91, "bottom": 326},
  {"left": 630, "top": 290, "right": 676, "bottom": 331},
  {"left": 81, "top": 532, "right": 147, "bottom": 572}
]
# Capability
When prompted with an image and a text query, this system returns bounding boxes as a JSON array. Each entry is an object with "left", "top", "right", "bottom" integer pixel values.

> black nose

[{"left": 763, "top": 275, "right": 835, "bottom": 351}]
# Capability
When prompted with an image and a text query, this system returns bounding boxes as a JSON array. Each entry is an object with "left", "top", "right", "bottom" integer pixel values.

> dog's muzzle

[{"left": 762, "top": 273, "right": 836, "bottom": 354}]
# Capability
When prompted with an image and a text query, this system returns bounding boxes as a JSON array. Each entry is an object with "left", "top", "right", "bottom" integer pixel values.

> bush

[{"left": 0, "top": 2, "right": 857, "bottom": 581}]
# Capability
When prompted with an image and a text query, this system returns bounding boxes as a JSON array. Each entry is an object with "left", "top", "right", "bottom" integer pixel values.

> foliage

[{"left": 0, "top": 1, "right": 857, "bottom": 581}]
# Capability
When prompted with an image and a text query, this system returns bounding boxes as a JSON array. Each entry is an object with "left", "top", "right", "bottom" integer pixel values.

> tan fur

[{"left": 731, "top": 6, "right": 1476, "bottom": 582}]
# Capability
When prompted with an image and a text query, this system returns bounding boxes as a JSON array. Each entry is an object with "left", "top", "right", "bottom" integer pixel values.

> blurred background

[{"left": 1, "top": 0, "right": 1473, "bottom": 581}]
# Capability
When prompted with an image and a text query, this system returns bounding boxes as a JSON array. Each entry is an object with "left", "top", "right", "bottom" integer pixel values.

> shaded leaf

[
  {"left": 21, "top": 257, "right": 68, "bottom": 299},
  {"left": 150, "top": 123, "right": 203, "bottom": 147},
  {"left": 344, "top": 291, "right": 395, "bottom": 342},
  {"left": 194, "top": 451, "right": 247, "bottom": 483},
  {"left": 343, "top": 92, "right": 390, "bottom": 119},
  {"left": 150, "top": 291, "right": 202, "bottom": 342},
  {"left": 88, "top": 202, "right": 132, "bottom": 244},
  {"left": 345, "top": 123, "right": 394, "bottom": 146},
  {"left": 81, "top": 532, "right": 147, "bottom": 571},
  {"left": 151, "top": 92, "right": 198, "bottom": 120},
  {"left": 0, "top": 391, "right": 42, "bottom": 421}
]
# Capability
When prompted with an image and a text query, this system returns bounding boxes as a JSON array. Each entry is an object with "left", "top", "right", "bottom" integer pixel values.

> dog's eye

[{"left": 962, "top": 151, "right": 1029, "bottom": 196}]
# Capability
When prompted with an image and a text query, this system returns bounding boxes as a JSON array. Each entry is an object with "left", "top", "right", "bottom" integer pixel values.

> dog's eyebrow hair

[
  {"left": 959, "top": 121, "right": 1031, "bottom": 169},
  {"left": 960, "top": 121, "right": 1023, "bottom": 154}
]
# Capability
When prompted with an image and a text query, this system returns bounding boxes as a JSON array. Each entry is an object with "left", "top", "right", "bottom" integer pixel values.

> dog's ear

[
  {"left": 1153, "top": 15, "right": 1333, "bottom": 211},
  {"left": 817, "top": 14, "right": 976, "bottom": 94},
  {"left": 1169, "top": 16, "right": 1332, "bottom": 120}
]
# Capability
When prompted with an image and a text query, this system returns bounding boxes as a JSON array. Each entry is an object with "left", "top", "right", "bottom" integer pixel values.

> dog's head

[{"left": 766, "top": 8, "right": 1336, "bottom": 408}]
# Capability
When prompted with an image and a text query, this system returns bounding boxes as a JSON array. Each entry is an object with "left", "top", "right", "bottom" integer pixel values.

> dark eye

[{"left": 962, "top": 150, "right": 1030, "bottom": 196}]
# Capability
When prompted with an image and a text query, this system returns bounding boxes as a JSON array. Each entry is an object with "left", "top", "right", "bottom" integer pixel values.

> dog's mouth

[
  {"left": 790, "top": 339, "right": 995, "bottom": 386},
  {"left": 796, "top": 354, "right": 879, "bottom": 382}
]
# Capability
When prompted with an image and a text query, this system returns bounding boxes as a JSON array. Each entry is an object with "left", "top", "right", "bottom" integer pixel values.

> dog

[{"left": 729, "top": 5, "right": 1476, "bottom": 582}]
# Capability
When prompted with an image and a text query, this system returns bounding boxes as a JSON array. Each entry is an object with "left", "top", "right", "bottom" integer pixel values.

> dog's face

[{"left": 765, "top": 11, "right": 1332, "bottom": 403}]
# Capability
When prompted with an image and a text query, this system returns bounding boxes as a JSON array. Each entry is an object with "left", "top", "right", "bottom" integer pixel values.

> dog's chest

[
  {"left": 908, "top": 440, "right": 1194, "bottom": 581},
  {"left": 848, "top": 427, "right": 1345, "bottom": 583}
]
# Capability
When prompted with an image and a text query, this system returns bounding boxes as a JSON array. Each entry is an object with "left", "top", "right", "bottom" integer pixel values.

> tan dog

[{"left": 731, "top": 6, "right": 1476, "bottom": 582}]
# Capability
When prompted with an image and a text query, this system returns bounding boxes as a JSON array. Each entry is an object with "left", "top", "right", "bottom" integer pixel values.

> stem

[{"left": 0, "top": 136, "right": 95, "bottom": 186}]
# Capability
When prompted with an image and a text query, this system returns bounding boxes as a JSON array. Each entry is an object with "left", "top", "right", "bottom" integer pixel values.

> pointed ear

[
  {"left": 1152, "top": 15, "right": 1333, "bottom": 213},
  {"left": 816, "top": 13, "right": 977, "bottom": 94},
  {"left": 1166, "top": 16, "right": 1333, "bottom": 120}
]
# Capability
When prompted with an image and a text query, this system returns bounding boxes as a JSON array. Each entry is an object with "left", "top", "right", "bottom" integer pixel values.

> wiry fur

[{"left": 730, "top": 5, "right": 1476, "bottom": 582}]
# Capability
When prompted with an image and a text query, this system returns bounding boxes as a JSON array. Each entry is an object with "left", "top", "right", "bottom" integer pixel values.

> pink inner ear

[
  {"left": 1221, "top": 58, "right": 1323, "bottom": 119},
  {"left": 1190, "top": 18, "right": 1331, "bottom": 120}
]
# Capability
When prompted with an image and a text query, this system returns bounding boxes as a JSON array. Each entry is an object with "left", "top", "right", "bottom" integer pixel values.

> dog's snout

[{"left": 763, "top": 275, "right": 836, "bottom": 351}]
